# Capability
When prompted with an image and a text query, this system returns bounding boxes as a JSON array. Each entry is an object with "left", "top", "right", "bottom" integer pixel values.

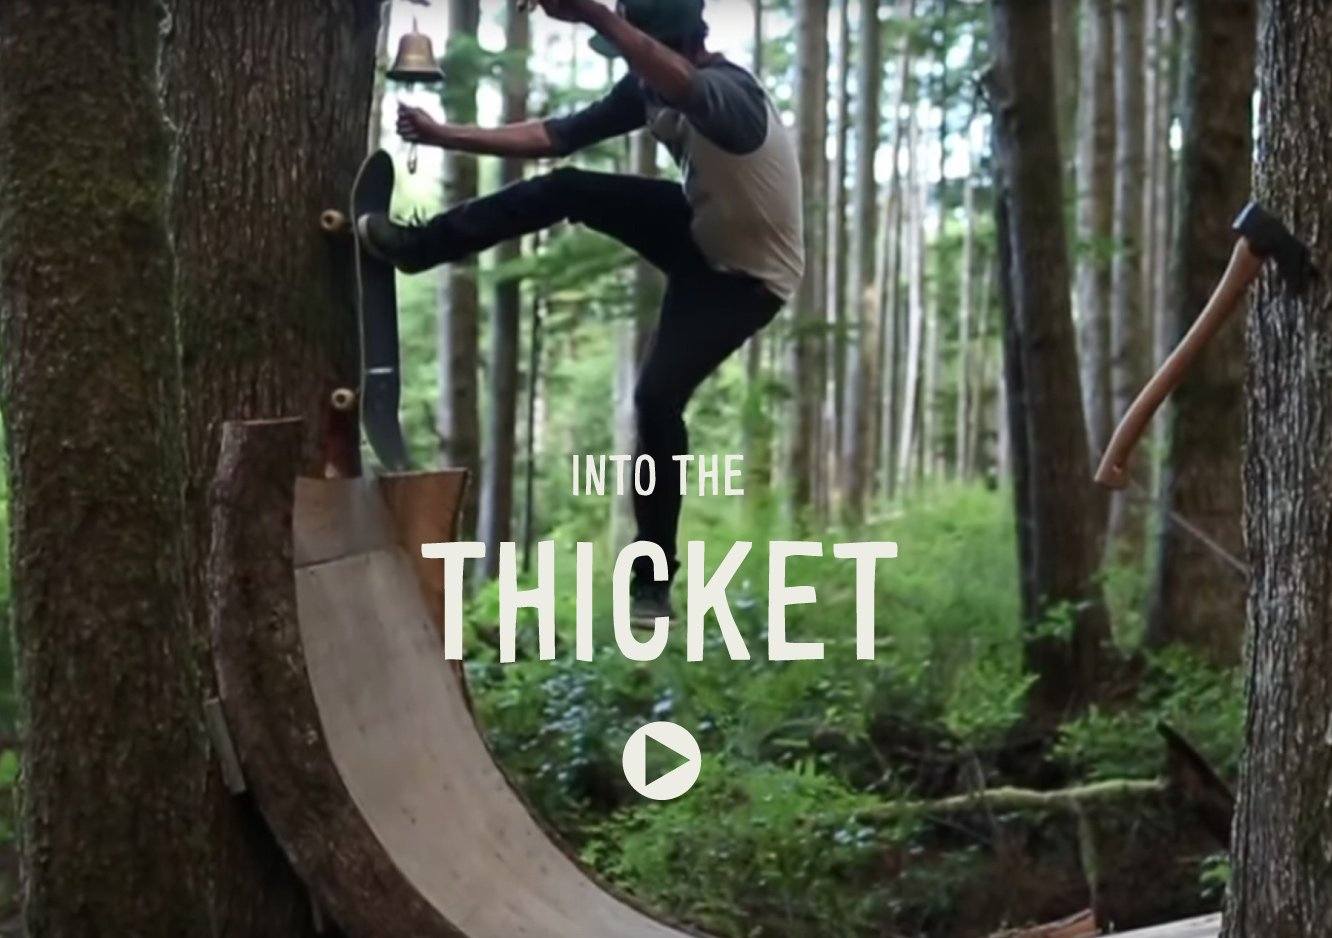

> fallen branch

[{"left": 855, "top": 778, "right": 1167, "bottom": 822}]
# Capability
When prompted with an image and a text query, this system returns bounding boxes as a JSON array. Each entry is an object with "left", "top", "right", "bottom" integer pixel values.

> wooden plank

[{"left": 1112, "top": 914, "right": 1221, "bottom": 937}]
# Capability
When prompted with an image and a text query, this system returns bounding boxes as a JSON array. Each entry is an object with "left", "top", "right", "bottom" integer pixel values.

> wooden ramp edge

[
  {"left": 1113, "top": 914, "right": 1221, "bottom": 938},
  {"left": 207, "top": 419, "right": 703, "bottom": 938}
]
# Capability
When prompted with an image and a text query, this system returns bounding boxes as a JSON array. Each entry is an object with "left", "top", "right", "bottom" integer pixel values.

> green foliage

[
  {"left": 1054, "top": 649, "right": 1244, "bottom": 781},
  {"left": 582, "top": 756, "right": 887, "bottom": 937}
]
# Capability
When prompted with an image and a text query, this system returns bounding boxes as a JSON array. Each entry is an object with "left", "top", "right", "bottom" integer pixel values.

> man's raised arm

[{"left": 397, "top": 107, "right": 559, "bottom": 159}]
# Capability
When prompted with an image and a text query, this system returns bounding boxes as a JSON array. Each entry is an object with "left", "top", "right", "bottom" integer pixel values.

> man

[{"left": 360, "top": 0, "right": 804, "bottom": 621}]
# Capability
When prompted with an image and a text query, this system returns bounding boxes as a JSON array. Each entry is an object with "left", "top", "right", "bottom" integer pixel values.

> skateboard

[{"left": 325, "top": 149, "right": 412, "bottom": 472}]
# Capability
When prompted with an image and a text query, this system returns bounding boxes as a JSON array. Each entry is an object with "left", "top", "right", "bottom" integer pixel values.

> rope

[{"left": 1127, "top": 481, "right": 1249, "bottom": 579}]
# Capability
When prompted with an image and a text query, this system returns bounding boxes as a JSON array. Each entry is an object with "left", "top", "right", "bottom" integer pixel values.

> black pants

[{"left": 417, "top": 167, "right": 783, "bottom": 579}]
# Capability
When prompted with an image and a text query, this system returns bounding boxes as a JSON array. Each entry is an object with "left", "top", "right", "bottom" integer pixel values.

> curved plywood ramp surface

[{"left": 208, "top": 419, "right": 703, "bottom": 938}]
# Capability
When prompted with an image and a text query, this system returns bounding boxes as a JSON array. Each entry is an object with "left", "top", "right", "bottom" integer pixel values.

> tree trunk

[
  {"left": 956, "top": 164, "right": 978, "bottom": 479},
  {"left": 988, "top": 0, "right": 1112, "bottom": 718},
  {"left": 1226, "top": 8, "right": 1332, "bottom": 936},
  {"left": 1146, "top": 0, "right": 1254, "bottom": 664},
  {"left": 479, "top": 0, "right": 530, "bottom": 578},
  {"left": 828, "top": 0, "right": 852, "bottom": 492},
  {"left": 0, "top": 3, "right": 211, "bottom": 932},
  {"left": 787, "top": 0, "right": 830, "bottom": 515},
  {"left": 1106, "top": 0, "right": 1148, "bottom": 551},
  {"left": 613, "top": 132, "right": 663, "bottom": 550},
  {"left": 1075, "top": 0, "right": 1117, "bottom": 467},
  {"left": 1151, "top": 0, "right": 1179, "bottom": 373},
  {"left": 842, "top": 0, "right": 890, "bottom": 517},
  {"left": 743, "top": 0, "right": 773, "bottom": 493},
  {"left": 439, "top": 0, "right": 482, "bottom": 536},
  {"left": 897, "top": 112, "right": 926, "bottom": 491},
  {"left": 164, "top": 0, "right": 378, "bottom": 932}
]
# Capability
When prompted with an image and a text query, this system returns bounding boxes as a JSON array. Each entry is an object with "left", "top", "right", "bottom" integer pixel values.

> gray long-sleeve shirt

[{"left": 545, "top": 59, "right": 805, "bottom": 302}]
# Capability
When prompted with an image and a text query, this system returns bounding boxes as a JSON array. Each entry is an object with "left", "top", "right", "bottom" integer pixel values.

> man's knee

[
  {"left": 529, "top": 166, "right": 588, "bottom": 212},
  {"left": 634, "top": 381, "right": 684, "bottom": 434}
]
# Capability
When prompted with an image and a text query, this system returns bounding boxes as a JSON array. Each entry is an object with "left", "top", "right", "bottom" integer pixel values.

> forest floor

[{"left": 465, "top": 485, "right": 1237, "bottom": 938}]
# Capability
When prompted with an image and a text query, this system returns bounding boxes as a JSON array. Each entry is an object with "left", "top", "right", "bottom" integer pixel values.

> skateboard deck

[{"left": 352, "top": 149, "right": 412, "bottom": 472}]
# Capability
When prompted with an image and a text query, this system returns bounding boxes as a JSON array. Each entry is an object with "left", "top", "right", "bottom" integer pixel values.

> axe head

[{"left": 1233, "top": 201, "right": 1316, "bottom": 295}]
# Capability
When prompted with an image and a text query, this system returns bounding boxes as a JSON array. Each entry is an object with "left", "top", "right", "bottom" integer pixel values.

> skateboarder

[{"left": 358, "top": 0, "right": 804, "bottom": 622}]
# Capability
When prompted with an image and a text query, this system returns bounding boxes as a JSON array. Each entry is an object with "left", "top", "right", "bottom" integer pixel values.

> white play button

[{"left": 622, "top": 722, "right": 701, "bottom": 801}]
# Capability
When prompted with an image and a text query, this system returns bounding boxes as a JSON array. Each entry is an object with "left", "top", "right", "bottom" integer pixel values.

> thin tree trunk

[
  {"left": 1151, "top": 0, "right": 1178, "bottom": 394},
  {"left": 0, "top": 4, "right": 209, "bottom": 932},
  {"left": 164, "top": 0, "right": 379, "bottom": 932},
  {"left": 742, "top": 0, "right": 772, "bottom": 492},
  {"left": 479, "top": 0, "right": 530, "bottom": 578},
  {"left": 844, "top": 0, "right": 904, "bottom": 516},
  {"left": 896, "top": 111, "right": 926, "bottom": 491},
  {"left": 1225, "top": 6, "right": 1332, "bottom": 935},
  {"left": 956, "top": 162, "right": 978, "bottom": 480},
  {"left": 613, "top": 132, "right": 663, "bottom": 550},
  {"left": 1147, "top": 0, "right": 1254, "bottom": 663},
  {"left": 1075, "top": 0, "right": 1117, "bottom": 467},
  {"left": 828, "top": 0, "right": 852, "bottom": 492},
  {"left": 988, "top": 0, "right": 1113, "bottom": 718},
  {"left": 1106, "top": 0, "right": 1148, "bottom": 552},
  {"left": 439, "top": 0, "right": 482, "bottom": 536},
  {"left": 787, "top": 0, "right": 830, "bottom": 515},
  {"left": 367, "top": 1, "right": 393, "bottom": 152},
  {"left": 969, "top": 253, "right": 997, "bottom": 479}
]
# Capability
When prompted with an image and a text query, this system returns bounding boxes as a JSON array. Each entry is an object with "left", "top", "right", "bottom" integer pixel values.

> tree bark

[
  {"left": 439, "top": 0, "right": 483, "bottom": 536},
  {"left": 164, "top": 0, "right": 379, "bottom": 933},
  {"left": 988, "top": 0, "right": 1113, "bottom": 718},
  {"left": 0, "top": 3, "right": 210, "bottom": 932},
  {"left": 1224, "top": 6, "right": 1332, "bottom": 935},
  {"left": 613, "top": 132, "right": 663, "bottom": 551},
  {"left": 842, "top": 0, "right": 888, "bottom": 518},
  {"left": 479, "top": 0, "right": 531, "bottom": 578},
  {"left": 1146, "top": 0, "right": 1254, "bottom": 664},
  {"left": 742, "top": 0, "right": 773, "bottom": 495},
  {"left": 956, "top": 163, "right": 978, "bottom": 479},
  {"left": 1075, "top": 0, "right": 1117, "bottom": 467},
  {"left": 897, "top": 112, "right": 926, "bottom": 491},
  {"left": 827, "top": 0, "right": 852, "bottom": 489},
  {"left": 1106, "top": 0, "right": 1149, "bottom": 550},
  {"left": 787, "top": 0, "right": 830, "bottom": 515}
]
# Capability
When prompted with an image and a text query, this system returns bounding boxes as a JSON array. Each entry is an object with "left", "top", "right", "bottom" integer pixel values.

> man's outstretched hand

[{"left": 397, "top": 104, "right": 444, "bottom": 146}]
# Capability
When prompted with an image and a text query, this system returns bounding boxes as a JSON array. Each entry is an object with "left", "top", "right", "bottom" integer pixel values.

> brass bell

[{"left": 387, "top": 20, "right": 444, "bottom": 84}]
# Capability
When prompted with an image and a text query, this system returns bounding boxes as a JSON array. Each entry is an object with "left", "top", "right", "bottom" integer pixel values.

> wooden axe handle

[{"left": 1095, "top": 237, "right": 1265, "bottom": 489}]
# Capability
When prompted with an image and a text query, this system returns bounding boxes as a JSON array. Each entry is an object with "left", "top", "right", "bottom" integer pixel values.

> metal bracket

[{"left": 204, "top": 696, "right": 247, "bottom": 795}]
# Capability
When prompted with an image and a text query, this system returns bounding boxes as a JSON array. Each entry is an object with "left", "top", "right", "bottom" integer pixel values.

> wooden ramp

[
  {"left": 207, "top": 420, "right": 702, "bottom": 938},
  {"left": 1114, "top": 915, "right": 1221, "bottom": 937}
]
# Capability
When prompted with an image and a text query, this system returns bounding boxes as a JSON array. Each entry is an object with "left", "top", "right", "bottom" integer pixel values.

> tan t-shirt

[{"left": 545, "top": 59, "right": 805, "bottom": 302}]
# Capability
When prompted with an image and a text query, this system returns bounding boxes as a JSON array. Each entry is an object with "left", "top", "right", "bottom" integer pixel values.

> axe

[{"left": 1094, "top": 202, "right": 1315, "bottom": 489}]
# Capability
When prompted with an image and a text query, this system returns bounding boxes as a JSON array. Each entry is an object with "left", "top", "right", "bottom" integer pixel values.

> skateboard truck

[{"left": 1095, "top": 201, "right": 1315, "bottom": 489}]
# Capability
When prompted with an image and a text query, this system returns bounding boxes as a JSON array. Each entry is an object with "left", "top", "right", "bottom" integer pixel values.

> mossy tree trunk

[
  {"left": 0, "top": 2, "right": 206, "bottom": 933},
  {"left": 1225, "top": 4, "right": 1332, "bottom": 936},
  {"left": 988, "top": 0, "right": 1113, "bottom": 718},
  {"left": 164, "top": 0, "right": 379, "bottom": 932},
  {"left": 1147, "top": 0, "right": 1255, "bottom": 665}
]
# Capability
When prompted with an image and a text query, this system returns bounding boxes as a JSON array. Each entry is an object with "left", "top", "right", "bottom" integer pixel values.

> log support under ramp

[{"left": 207, "top": 418, "right": 703, "bottom": 938}]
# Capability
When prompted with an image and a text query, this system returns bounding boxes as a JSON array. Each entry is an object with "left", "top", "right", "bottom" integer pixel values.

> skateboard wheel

[
  {"left": 330, "top": 388, "right": 357, "bottom": 412},
  {"left": 321, "top": 209, "right": 349, "bottom": 235}
]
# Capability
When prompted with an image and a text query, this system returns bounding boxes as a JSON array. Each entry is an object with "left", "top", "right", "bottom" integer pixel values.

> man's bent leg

[
  {"left": 632, "top": 272, "right": 783, "bottom": 581},
  {"left": 365, "top": 167, "right": 700, "bottom": 275}
]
